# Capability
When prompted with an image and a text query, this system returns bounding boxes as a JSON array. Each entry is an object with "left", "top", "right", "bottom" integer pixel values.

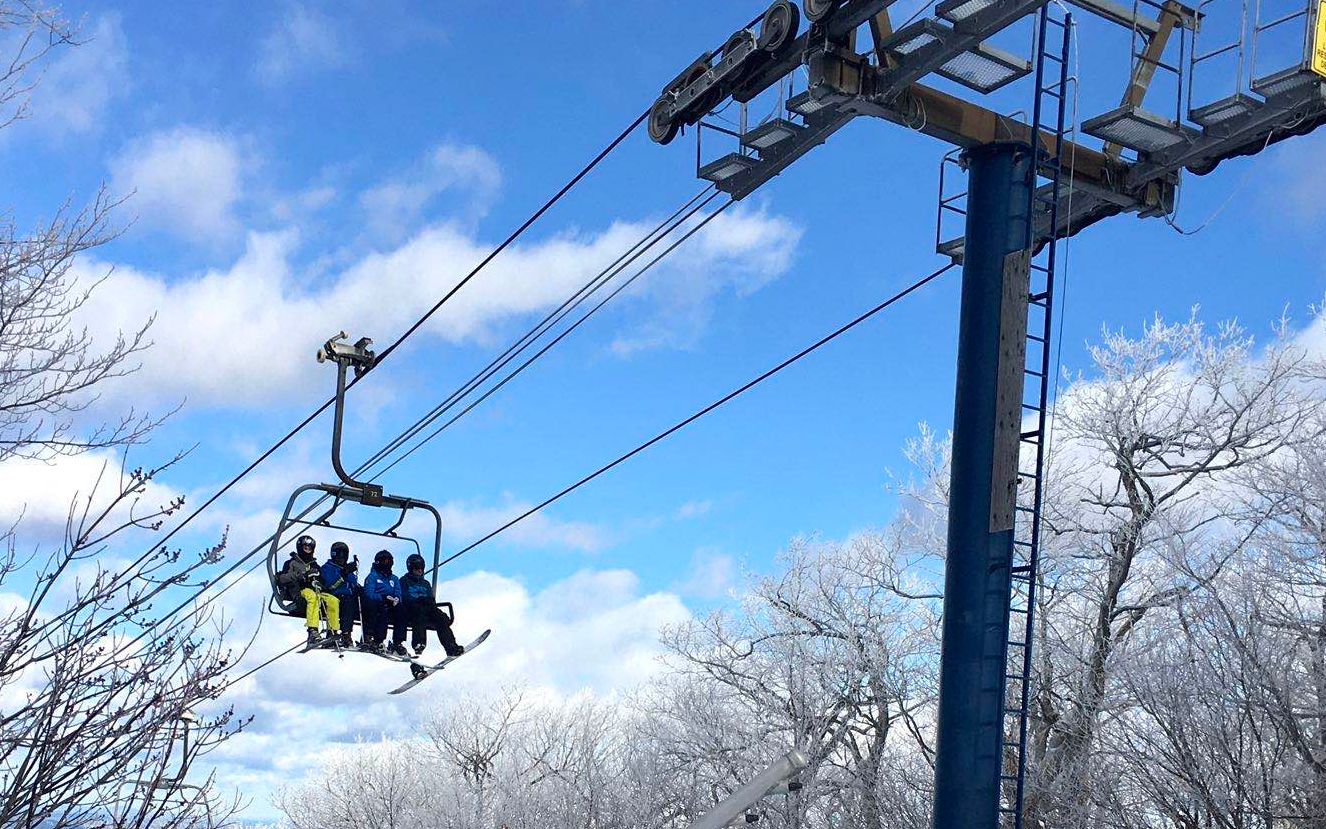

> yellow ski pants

[{"left": 301, "top": 588, "right": 340, "bottom": 631}]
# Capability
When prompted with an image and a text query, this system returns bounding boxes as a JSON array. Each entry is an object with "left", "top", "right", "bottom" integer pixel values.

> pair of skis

[{"left": 298, "top": 628, "right": 491, "bottom": 694}]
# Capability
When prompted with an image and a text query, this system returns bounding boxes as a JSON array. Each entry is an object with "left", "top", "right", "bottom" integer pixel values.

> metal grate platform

[{"left": 1082, "top": 104, "right": 1199, "bottom": 153}]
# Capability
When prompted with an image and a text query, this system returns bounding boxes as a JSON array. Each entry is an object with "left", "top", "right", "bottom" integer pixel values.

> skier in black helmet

[
  {"left": 401, "top": 553, "right": 464, "bottom": 658},
  {"left": 319, "top": 541, "right": 360, "bottom": 648},
  {"left": 275, "top": 535, "right": 341, "bottom": 646},
  {"left": 361, "top": 549, "right": 406, "bottom": 655}
]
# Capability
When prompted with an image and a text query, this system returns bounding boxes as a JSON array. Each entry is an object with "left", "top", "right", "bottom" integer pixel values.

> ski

[
  {"left": 297, "top": 633, "right": 341, "bottom": 655},
  {"left": 388, "top": 629, "right": 491, "bottom": 695}
]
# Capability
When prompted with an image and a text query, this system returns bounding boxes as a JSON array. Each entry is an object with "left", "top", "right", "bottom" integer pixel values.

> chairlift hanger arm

[{"left": 316, "top": 331, "right": 385, "bottom": 504}]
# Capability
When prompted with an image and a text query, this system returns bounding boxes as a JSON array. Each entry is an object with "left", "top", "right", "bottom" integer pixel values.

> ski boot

[
  {"left": 387, "top": 641, "right": 409, "bottom": 658},
  {"left": 306, "top": 627, "right": 321, "bottom": 647}
]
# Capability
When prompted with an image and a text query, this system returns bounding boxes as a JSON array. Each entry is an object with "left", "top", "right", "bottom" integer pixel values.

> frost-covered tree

[{"left": 1025, "top": 313, "right": 1324, "bottom": 829}]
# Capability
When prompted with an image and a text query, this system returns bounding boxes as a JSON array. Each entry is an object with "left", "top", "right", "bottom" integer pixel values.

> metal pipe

[
  {"left": 932, "top": 141, "right": 1032, "bottom": 829},
  {"left": 690, "top": 749, "right": 809, "bottom": 829},
  {"left": 329, "top": 360, "right": 358, "bottom": 490}
]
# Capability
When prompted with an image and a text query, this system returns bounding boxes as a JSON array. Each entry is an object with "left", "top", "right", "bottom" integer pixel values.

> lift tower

[{"left": 648, "top": 2, "right": 1326, "bottom": 828}]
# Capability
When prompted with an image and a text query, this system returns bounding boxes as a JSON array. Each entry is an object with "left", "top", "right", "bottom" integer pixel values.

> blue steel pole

[{"left": 932, "top": 140, "right": 1032, "bottom": 829}]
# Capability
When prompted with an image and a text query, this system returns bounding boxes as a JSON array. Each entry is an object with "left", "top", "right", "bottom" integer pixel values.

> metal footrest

[
  {"left": 935, "top": 41, "right": 1032, "bottom": 93},
  {"left": 1251, "top": 66, "right": 1326, "bottom": 100},
  {"left": 937, "top": 236, "right": 966, "bottom": 264},
  {"left": 1082, "top": 104, "right": 1199, "bottom": 153},
  {"left": 698, "top": 153, "right": 759, "bottom": 185},
  {"left": 741, "top": 119, "right": 806, "bottom": 154},
  {"left": 883, "top": 19, "right": 1031, "bottom": 94},
  {"left": 787, "top": 90, "right": 835, "bottom": 117},
  {"left": 1189, "top": 92, "right": 1262, "bottom": 129},
  {"left": 935, "top": 0, "right": 1001, "bottom": 24}
]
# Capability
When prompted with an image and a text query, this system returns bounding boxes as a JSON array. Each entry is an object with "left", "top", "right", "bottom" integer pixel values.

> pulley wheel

[
  {"left": 803, "top": 0, "right": 839, "bottom": 23},
  {"left": 723, "top": 32, "right": 748, "bottom": 60},
  {"left": 678, "top": 61, "right": 719, "bottom": 123},
  {"left": 648, "top": 95, "right": 680, "bottom": 145},
  {"left": 758, "top": 1, "right": 801, "bottom": 53}
]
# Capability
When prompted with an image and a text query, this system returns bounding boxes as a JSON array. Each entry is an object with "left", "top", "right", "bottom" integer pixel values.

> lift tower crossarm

[
  {"left": 721, "top": 1, "right": 1056, "bottom": 199},
  {"left": 851, "top": 81, "right": 1173, "bottom": 251},
  {"left": 858, "top": 83, "right": 1116, "bottom": 177},
  {"left": 1129, "top": 79, "right": 1326, "bottom": 180},
  {"left": 825, "top": 0, "right": 904, "bottom": 39}
]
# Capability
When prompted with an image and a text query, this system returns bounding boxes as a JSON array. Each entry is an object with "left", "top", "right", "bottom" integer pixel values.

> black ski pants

[
  {"left": 406, "top": 601, "right": 459, "bottom": 652},
  {"left": 333, "top": 590, "right": 359, "bottom": 635},
  {"left": 362, "top": 599, "right": 406, "bottom": 644}
]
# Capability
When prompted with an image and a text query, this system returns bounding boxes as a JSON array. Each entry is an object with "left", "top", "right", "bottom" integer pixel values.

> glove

[{"left": 343, "top": 560, "right": 358, "bottom": 575}]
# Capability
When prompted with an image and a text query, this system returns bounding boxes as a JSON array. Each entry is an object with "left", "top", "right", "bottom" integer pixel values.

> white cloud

[
  {"left": 256, "top": 4, "right": 348, "bottom": 84},
  {"left": 359, "top": 143, "right": 503, "bottom": 243},
  {"left": 24, "top": 14, "right": 128, "bottom": 136},
  {"left": 610, "top": 205, "right": 803, "bottom": 354},
  {"left": 109, "top": 127, "right": 246, "bottom": 243},
  {"left": 0, "top": 450, "right": 180, "bottom": 541},
  {"left": 74, "top": 203, "right": 800, "bottom": 408},
  {"left": 674, "top": 547, "right": 737, "bottom": 599},
  {"left": 1262, "top": 130, "right": 1326, "bottom": 228},
  {"left": 268, "top": 183, "right": 338, "bottom": 224},
  {"left": 676, "top": 499, "right": 713, "bottom": 519}
]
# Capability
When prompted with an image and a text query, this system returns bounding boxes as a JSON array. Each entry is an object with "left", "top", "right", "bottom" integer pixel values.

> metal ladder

[{"left": 998, "top": 7, "right": 1071, "bottom": 829}]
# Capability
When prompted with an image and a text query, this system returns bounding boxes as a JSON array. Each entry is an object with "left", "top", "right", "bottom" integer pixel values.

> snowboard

[{"left": 388, "top": 629, "right": 491, "bottom": 695}]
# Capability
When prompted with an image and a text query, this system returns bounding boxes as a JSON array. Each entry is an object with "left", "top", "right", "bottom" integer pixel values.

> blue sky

[{"left": 4, "top": 0, "right": 1324, "bottom": 820}]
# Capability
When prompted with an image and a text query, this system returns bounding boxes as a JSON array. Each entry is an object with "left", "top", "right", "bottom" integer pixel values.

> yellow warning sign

[{"left": 1315, "top": 0, "right": 1326, "bottom": 79}]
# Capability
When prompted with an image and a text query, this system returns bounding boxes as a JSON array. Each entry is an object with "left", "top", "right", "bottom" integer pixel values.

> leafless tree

[
  {"left": 0, "top": 1, "right": 76, "bottom": 131},
  {"left": 1, "top": 3, "right": 156, "bottom": 464},
  {"left": 424, "top": 688, "right": 525, "bottom": 826},
  {"left": 658, "top": 532, "right": 941, "bottom": 829},
  {"left": 0, "top": 5, "right": 249, "bottom": 825},
  {"left": 1113, "top": 429, "right": 1326, "bottom": 829},
  {"left": 275, "top": 739, "right": 433, "bottom": 829},
  {"left": 0, "top": 455, "right": 248, "bottom": 828}
]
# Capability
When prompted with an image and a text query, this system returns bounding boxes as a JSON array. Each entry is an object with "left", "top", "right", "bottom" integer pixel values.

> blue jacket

[
  {"left": 319, "top": 561, "right": 359, "bottom": 600},
  {"left": 363, "top": 569, "right": 401, "bottom": 604},
  {"left": 400, "top": 573, "right": 433, "bottom": 607}
]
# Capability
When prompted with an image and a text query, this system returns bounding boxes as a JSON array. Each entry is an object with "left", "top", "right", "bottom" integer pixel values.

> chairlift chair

[{"left": 265, "top": 332, "right": 448, "bottom": 623}]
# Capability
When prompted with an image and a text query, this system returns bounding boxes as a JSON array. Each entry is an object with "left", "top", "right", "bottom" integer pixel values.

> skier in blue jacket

[
  {"left": 401, "top": 553, "right": 464, "bottom": 658},
  {"left": 361, "top": 550, "right": 407, "bottom": 655},
  {"left": 319, "top": 541, "right": 360, "bottom": 648}
]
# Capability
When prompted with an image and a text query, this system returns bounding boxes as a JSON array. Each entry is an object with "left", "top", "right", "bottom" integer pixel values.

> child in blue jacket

[
  {"left": 361, "top": 550, "right": 407, "bottom": 655},
  {"left": 319, "top": 541, "right": 360, "bottom": 648},
  {"left": 401, "top": 553, "right": 464, "bottom": 658}
]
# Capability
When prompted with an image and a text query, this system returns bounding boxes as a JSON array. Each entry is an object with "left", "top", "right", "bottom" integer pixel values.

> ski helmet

[
  {"left": 296, "top": 535, "right": 316, "bottom": 561},
  {"left": 330, "top": 541, "right": 350, "bottom": 564},
  {"left": 373, "top": 550, "right": 394, "bottom": 572},
  {"left": 406, "top": 553, "right": 425, "bottom": 573}
]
